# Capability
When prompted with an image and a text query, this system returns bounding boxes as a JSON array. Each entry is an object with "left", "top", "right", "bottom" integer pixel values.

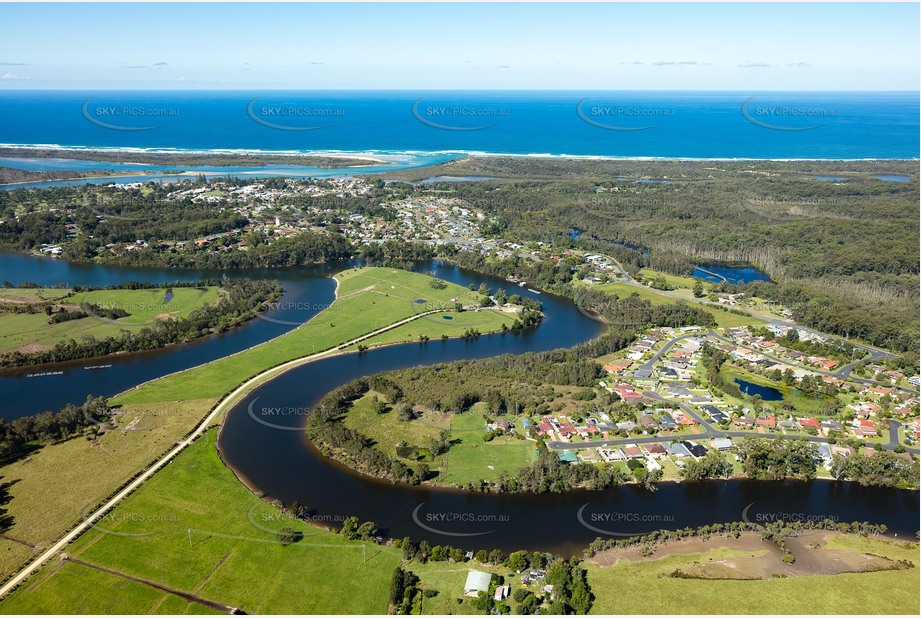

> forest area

[{"left": 388, "top": 157, "right": 919, "bottom": 352}]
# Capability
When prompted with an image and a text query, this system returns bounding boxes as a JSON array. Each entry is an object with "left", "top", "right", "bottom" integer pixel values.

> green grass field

[
  {"left": 0, "top": 288, "right": 72, "bottom": 303},
  {"left": 0, "top": 559, "right": 218, "bottom": 615},
  {"left": 73, "top": 287, "right": 220, "bottom": 324},
  {"left": 592, "top": 281, "right": 674, "bottom": 306},
  {"left": 585, "top": 538, "right": 920, "bottom": 614},
  {"left": 439, "top": 406, "right": 537, "bottom": 485},
  {"left": 344, "top": 391, "right": 450, "bottom": 457},
  {"left": 587, "top": 280, "right": 761, "bottom": 328},
  {"left": 342, "top": 308, "right": 517, "bottom": 351},
  {"left": 0, "top": 268, "right": 520, "bottom": 583},
  {"left": 638, "top": 268, "right": 705, "bottom": 292},
  {"left": 0, "top": 286, "right": 219, "bottom": 354},
  {"left": 343, "top": 397, "right": 535, "bottom": 486},
  {"left": 115, "top": 268, "right": 509, "bottom": 405},
  {"left": 0, "top": 430, "right": 402, "bottom": 615},
  {"left": 0, "top": 398, "right": 219, "bottom": 581}
]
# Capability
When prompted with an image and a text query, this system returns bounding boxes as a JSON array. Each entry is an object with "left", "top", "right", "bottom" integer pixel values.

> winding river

[
  {"left": 0, "top": 253, "right": 353, "bottom": 419},
  {"left": 1, "top": 253, "right": 918, "bottom": 555}
]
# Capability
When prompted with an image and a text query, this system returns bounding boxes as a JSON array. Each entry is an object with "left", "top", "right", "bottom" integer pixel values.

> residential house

[
  {"left": 660, "top": 367, "right": 679, "bottom": 380},
  {"left": 665, "top": 386, "right": 693, "bottom": 398},
  {"left": 671, "top": 410, "right": 698, "bottom": 426},
  {"left": 831, "top": 445, "right": 855, "bottom": 458},
  {"left": 659, "top": 415, "right": 679, "bottom": 430},
  {"left": 853, "top": 420, "right": 878, "bottom": 438},
  {"left": 645, "top": 443, "right": 668, "bottom": 458},
  {"left": 622, "top": 445, "right": 645, "bottom": 459},
  {"left": 799, "top": 418, "right": 821, "bottom": 431},
  {"left": 603, "top": 359, "right": 633, "bottom": 373},
  {"left": 558, "top": 450, "right": 579, "bottom": 463},
  {"left": 558, "top": 421, "right": 577, "bottom": 438},
  {"left": 666, "top": 442, "right": 692, "bottom": 458},
  {"left": 597, "top": 448, "right": 625, "bottom": 462},
  {"left": 682, "top": 441, "right": 708, "bottom": 458}
]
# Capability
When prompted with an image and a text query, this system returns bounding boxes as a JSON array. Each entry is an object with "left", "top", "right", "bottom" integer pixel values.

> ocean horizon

[{"left": 0, "top": 90, "right": 918, "bottom": 161}]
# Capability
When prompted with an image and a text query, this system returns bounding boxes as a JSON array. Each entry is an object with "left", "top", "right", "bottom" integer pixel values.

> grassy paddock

[
  {"left": 0, "top": 288, "right": 72, "bottom": 303},
  {"left": 638, "top": 268, "right": 704, "bottom": 291},
  {"left": 586, "top": 281, "right": 760, "bottom": 328},
  {"left": 342, "top": 308, "right": 517, "bottom": 351},
  {"left": 0, "top": 267, "right": 514, "bottom": 586},
  {"left": 0, "top": 287, "right": 220, "bottom": 354},
  {"left": 585, "top": 538, "right": 919, "bottom": 614},
  {"left": 0, "top": 398, "right": 218, "bottom": 580},
  {"left": 342, "top": 397, "right": 536, "bottom": 486},
  {"left": 439, "top": 406, "right": 537, "bottom": 485},
  {"left": 0, "top": 430, "right": 401, "bottom": 614},
  {"left": 115, "top": 267, "right": 503, "bottom": 405},
  {"left": 0, "top": 559, "right": 214, "bottom": 615}
]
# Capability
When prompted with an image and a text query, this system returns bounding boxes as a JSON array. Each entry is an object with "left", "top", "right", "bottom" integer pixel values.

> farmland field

[{"left": 0, "top": 286, "right": 219, "bottom": 354}]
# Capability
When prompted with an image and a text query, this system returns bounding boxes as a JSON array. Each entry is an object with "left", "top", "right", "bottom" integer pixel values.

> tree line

[
  {"left": 0, "top": 395, "right": 111, "bottom": 464},
  {"left": 0, "top": 278, "right": 282, "bottom": 367}
]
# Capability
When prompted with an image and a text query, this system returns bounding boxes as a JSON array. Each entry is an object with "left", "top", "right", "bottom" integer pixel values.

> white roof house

[{"left": 464, "top": 570, "right": 493, "bottom": 597}]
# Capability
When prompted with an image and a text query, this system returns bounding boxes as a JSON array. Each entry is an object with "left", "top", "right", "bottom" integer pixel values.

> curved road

[
  {"left": 548, "top": 397, "right": 918, "bottom": 455},
  {"left": 559, "top": 330, "right": 918, "bottom": 456},
  {"left": 705, "top": 329, "right": 917, "bottom": 395}
]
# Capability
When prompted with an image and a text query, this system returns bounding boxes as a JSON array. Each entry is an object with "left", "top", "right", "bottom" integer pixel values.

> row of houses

[
  {"left": 533, "top": 412, "right": 637, "bottom": 441},
  {"left": 596, "top": 437, "right": 727, "bottom": 465},
  {"left": 730, "top": 413, "right": 881, "bottom": 438},
  {"left": 722, "top": 327, "right": 843, "bottom": 370}
]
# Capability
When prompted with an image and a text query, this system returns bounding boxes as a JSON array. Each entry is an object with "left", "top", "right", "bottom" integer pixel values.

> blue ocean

[{"left": 0, "top": 90, "right": 917, "bottom": 161}]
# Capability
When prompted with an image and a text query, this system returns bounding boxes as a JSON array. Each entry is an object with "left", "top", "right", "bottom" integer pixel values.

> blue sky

[{"left": 0, "top": 2, "right": 918, "bottom": 90}]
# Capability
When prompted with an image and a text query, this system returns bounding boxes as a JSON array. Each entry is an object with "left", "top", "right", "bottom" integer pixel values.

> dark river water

[
  {"left": 2, "top": 252, "right": 917, "bottom": 555},
  {"left": 0, "top": 253, "right": 352, "bottom": 418},
  {"left": 217, "top": 339, "right": 921, "bottom": 555}
]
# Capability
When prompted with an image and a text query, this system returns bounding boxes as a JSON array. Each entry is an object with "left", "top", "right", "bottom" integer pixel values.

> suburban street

[
  {"left": 546, "top": 327, "right": 918, "bottom": 457},
  {"left": 705, "top": 329, "right": 917, "bottom": 394}
]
